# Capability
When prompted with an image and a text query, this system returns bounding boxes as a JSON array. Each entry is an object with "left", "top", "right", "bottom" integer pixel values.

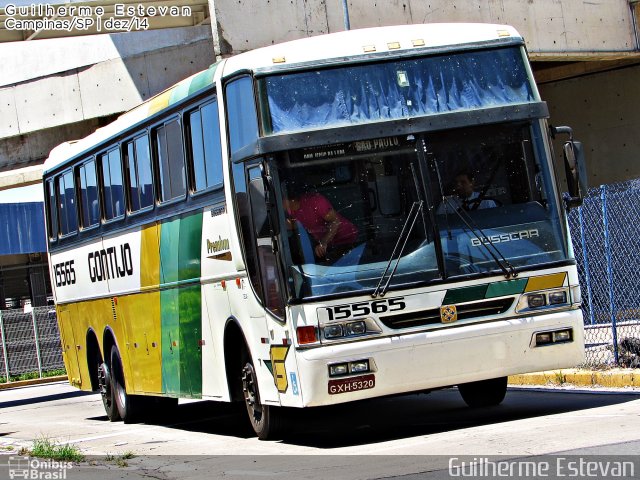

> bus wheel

[
  {"left": 97, "top": 361, "right": 120, "bottom": 421},
  {"left": 110, "top": 346, "right": 144, "bottom": 423},
  {"left": 458, "top": 376, "right": 508, "bottom": 408},
  {"left": 241, "top": 358, "right": 282, "bottom": 440}
]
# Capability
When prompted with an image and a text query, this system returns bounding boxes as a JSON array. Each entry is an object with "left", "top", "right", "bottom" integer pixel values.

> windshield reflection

[{"left": 275, "top": 122, "right": 567, "bottom": 300}]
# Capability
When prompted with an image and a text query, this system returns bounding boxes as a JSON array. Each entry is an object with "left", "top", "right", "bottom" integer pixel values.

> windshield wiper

[
  {"left": 442, "top": 197, "right": 517, "bottom": 279},
  {"left": 372, "top": 200, "right": 424, "bottom": 298}
]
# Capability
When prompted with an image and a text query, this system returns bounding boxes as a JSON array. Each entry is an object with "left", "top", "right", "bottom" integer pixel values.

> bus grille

[{"left": 379, "top": 298, "right": 514, "bottom": 330}]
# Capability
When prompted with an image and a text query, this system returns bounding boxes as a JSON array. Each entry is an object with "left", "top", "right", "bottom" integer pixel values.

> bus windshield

[
  {"left": 260, "top": 47, "right": 535, "bottom": 135},
  {"left": 274, "top": 121, "right": 568, "bottom": 299}
]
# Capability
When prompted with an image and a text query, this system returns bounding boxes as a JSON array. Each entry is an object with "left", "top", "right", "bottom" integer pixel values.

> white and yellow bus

[{"left": 44, "top": 23, "right": 587, "bottom": 439}]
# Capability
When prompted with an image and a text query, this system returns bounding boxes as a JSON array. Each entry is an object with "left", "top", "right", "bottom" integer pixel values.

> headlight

[
  {"left": 324, "top": 324, "right": 344, "bottom": 339},
  {"left": 548, "top": 291, "right": 568, "bottom": 305},
  {"left": 516, "top": 288, "right": 570, "bottom": 313},
  {"left": 345, "top": 321, "right": 366, "bottom": 336},
  {"left": 527, "top": 294, "right": 546, "bottom": 308},
  {"left": 320, "top": 317, "right": 381, "bottom": 343}
]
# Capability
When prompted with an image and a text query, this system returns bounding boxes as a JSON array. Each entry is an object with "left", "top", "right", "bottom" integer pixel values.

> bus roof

[
  {"left": 43, "top": 23, "right": 521, "bottom": 176},
  {"left": 221, "top": 23, "right": 522, "bottom": 76}
]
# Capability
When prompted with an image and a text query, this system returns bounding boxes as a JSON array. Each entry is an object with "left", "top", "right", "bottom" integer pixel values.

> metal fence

[
  {"left": 569, "top": 180, "right": 640, "bottom": 368},
  {"left": 0, "top": 306, "right": 64, "bottom": 381}
]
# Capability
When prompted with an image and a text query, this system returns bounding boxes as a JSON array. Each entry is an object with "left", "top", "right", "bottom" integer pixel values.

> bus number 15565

[{"left": 324, "top": 298, "right": 406, "bottom": 321}]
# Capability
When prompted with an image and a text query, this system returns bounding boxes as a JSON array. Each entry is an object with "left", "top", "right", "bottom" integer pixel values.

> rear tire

[
  {"left": 241, "top": 354, "right": 283, "bottom": 440},
  {"left": 458, "top": 376, "right": 508, "bottom": 408},
  {"left": 110, "top": 345, "right": 146, "bottom": 423},
  {"left": 97, "top": 360, "right": 120, "bottom": 421}
]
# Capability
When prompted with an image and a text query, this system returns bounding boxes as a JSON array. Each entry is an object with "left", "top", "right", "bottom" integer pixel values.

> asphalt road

[{"left": 1, "top": 382, "right": 639, "bottom": 479}]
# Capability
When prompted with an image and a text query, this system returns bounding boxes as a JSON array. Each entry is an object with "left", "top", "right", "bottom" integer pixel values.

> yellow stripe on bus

[
  {"left": 140, "top": 224, "right": 160, "bottom": 289},
  {"left": 147, "top": 90, "right": 172, "bottom": 116},
  {"left": 117, "top": 292, "right": 163, "bottom": 394},
  {"left": 525, "top": 272, "right": 567, "bottom": 292}
]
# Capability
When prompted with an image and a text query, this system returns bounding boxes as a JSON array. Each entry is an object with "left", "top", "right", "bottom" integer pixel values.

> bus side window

[
  {"left": 154, "top": 118, "right": 186, "bottom": 202},
  {"left": 77, "top": 158, "right": 100, "bottom": 228},
  {"left": 187, "top": 99, "right": 223, "bottom": 192},
  {"left": 57, "top": 170, "right": 78, "bottom": 236},
  {"left": 101, "top": 148, "right": 125, "bottom": 221},
  {"left": 247, "top": 166, "right": 285, "bottom": 318},
  {"left": 45, "top": 178, "right": 59, "bottom": 240},
  {"left": 125, "top": 134, "right": 154, "bottom": 212},
  {"left": 225, "top": 76, "right": 259, "bottom": 157}
]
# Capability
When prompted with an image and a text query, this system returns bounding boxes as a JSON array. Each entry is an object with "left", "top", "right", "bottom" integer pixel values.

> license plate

[{"left": 328, "top": 374, "right": 375, "bottom": 395}]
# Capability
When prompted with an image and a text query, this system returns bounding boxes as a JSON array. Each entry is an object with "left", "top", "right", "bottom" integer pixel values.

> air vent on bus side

[{"left": 379, "top": 298, "right": 515, "bottom": 330}]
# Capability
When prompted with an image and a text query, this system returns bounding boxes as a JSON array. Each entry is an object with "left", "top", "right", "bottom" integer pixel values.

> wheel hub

[
  {"left": 241, "top": 362, "right": 263, "bottom": 423},
  {"left": 97, "top": 363, "right": 110, "bottom": 396}
]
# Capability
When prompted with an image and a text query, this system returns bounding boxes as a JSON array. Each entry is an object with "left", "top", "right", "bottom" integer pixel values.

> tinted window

[
  {"left": 188, "top": 100, "right": 223, "bottom": 192},
  {"left": 57, "top": 171, "right": 77, "bottom": 236},
  {"left": 46, "top": 179, "right": 58, "bottom": 240},
  {"left": 247, "top": 165, "right": 284, "bottom": 318},
  {"left": 226, "top": 77, "right": 259, "bottom": 156},
  {"left": 126, "top": 142, "right": 139, "bottom": 211},
  {"left": 155, "top": 118, "right": 186, "bottom": 202},
  {"left": 78, "top": 159, "right": 100, "bottom": 228},
  {"left": 101, "top": 148, "right": 125, "bottom": 221},
  {"left": 126, "top": 134, "right": 154, "bottom": 212}
]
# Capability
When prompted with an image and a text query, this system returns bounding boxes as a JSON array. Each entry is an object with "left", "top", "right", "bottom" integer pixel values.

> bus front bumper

[{"left": 294, "top": 309, "right": 584, "bottom": 407}]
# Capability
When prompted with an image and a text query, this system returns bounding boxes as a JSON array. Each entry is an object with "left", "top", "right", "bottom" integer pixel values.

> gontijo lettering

[{"left": 88, "top": 243, "right": 133, "bottom": 282}]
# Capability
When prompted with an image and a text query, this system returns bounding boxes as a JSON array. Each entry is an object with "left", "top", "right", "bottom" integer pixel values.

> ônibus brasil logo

[{"left": 8, "top": 456, "right": 73, "bottom": 479}]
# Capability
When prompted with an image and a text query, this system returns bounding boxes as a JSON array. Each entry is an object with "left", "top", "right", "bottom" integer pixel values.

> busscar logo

[{"left": 471, "top": 229, "right": 539, "bottom": 247}]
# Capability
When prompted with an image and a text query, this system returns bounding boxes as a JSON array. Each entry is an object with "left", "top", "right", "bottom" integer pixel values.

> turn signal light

[{"left": 296, "top": 326, "right": 318, "bottom": 345}]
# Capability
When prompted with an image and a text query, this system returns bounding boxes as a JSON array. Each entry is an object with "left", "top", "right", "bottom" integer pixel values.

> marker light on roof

[
  {"left": 497, "top": 30, "right": 511, "bottom": 37},
  {"left": 272, "top": 56, "right": 286, "bottom": 64},
  {"left": 362, "top": 45, "right": 376, "bottom": 53},
  {"left": 387, "top": 41, "right": 401, "bottom": 50},
  {"left": 412, "top": 39, "right": 425, "bottom": 47}
]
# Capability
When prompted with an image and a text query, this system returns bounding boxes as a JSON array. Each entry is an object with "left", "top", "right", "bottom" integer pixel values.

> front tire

[
  {"left": 241, "top": 356, "right": 283, "bottom": 440},
  {"left": 458, "top": 376, "right": 508, "bottom": 408}
]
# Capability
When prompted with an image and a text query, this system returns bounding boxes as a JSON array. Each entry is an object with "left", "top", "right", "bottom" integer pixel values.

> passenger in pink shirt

[{"left": 284, "top": 191, "right": 358, "bottom": 259}]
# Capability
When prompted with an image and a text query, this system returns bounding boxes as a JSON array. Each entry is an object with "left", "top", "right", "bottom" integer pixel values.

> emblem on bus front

[{"left": 440, "top": 305, "right": 458, "bottom": 323}]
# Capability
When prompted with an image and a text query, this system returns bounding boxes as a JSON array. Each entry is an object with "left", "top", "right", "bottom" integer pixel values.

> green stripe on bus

[
  {"left": 188, "top": 64, "right": 218, "bottom": 96},
  {"left": 160, "top": 217, "right": 182, "bottom": 395},
  {"left": 485, "top": 278, "right": 528, "bottom": 298},
  {"left": 169, "top": 81, "right": 192, "bottom": 106},
  {"left": 178, "top": 212, "right": 202, "bottom": 397},
  {"left": 160, "top": 288, "right": 180, "bottom": 395},
  {"left": 178, "top": 212, "right": 202, "bottom": 281},
  {"left": 442, "top": 284, "right": 488, "bottom": 305},
  {"left": 159, "top": 213, "right": 203, "bottom": 397}
]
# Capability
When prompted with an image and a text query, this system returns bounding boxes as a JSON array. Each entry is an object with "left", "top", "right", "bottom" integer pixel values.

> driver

[{"left": 437, "top": 171, "right": 497, "bottom": 213}]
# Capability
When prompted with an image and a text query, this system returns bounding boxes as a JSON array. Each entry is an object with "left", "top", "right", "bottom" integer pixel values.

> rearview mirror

[
  {"left": 562, "top": 140, "right": 587, "bottom": 210},
  {"left": 551, "top": 125, "right": 588, "bottom": 210}
]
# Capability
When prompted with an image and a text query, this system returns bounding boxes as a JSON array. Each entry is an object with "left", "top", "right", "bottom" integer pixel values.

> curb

[
  {"left": 508, "top": 368, "right": 640, "bottom": 388},
  {"left": 0, "top": 375, "right": 68, "bottom": 390}
]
